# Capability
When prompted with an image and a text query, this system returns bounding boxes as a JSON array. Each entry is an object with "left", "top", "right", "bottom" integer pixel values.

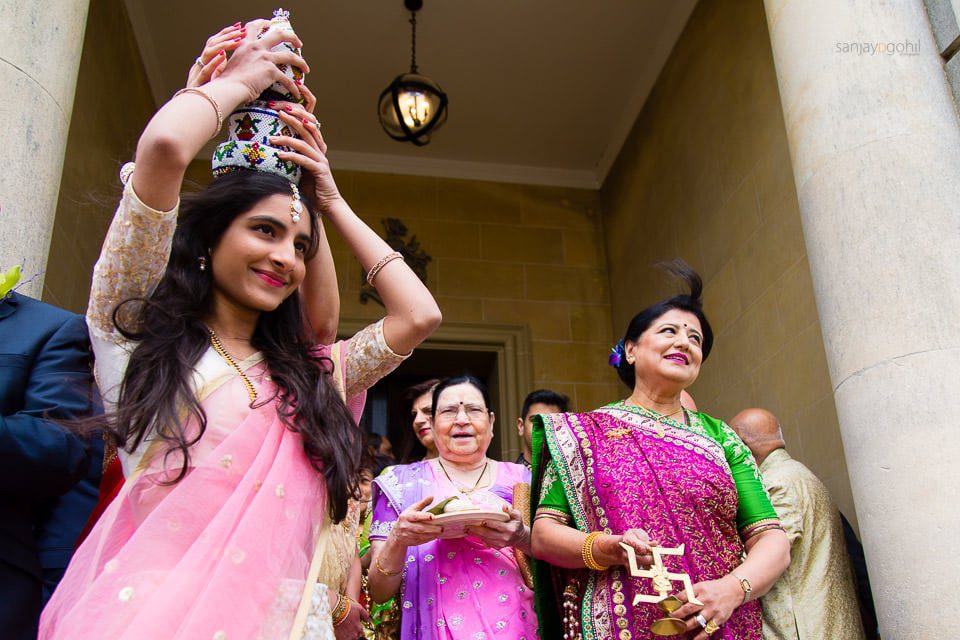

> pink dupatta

[{"left": 41, "top": 344, "right": 365, "bottom": 640}]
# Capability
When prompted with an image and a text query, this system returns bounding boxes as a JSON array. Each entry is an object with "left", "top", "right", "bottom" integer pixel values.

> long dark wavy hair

[{"left": 111, "top": 170, "right": 361, "bottom": 522}]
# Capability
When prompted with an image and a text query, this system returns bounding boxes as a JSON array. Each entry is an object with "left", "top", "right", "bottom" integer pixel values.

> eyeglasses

[{"left": 435, "top": 403, "right": 490, "bottom": 421}]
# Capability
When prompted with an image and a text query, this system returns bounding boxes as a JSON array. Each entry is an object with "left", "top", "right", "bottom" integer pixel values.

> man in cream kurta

[{"left": 730, "top": 409, "right": 864, "bottom": 640}]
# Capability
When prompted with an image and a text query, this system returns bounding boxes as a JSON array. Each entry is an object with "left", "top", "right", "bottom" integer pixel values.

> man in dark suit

[{"left": 0, "top": 290, "right": 101, "bottom": 639}]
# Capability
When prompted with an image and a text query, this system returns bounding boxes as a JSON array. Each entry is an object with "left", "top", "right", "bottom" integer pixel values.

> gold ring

[{"left": 704, "top": 619, "right": 720, "bottom": 635}]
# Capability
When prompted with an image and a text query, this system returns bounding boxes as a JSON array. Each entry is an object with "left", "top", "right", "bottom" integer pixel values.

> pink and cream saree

[
  {"left": 40, "top": 173, "right": 406, "bottom": 639},
  {"left": 40, "top": 336, "right": 391, "bottom": 640}
]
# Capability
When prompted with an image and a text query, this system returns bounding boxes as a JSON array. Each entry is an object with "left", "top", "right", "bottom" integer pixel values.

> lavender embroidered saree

[
  {"left": 370, "top": 460, "right": 537, "bottom": 639},
  {"left": 531, "top": 403, "right": 780, "bottom": 640}
]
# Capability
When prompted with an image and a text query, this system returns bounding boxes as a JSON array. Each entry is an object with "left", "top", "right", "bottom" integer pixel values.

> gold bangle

[
  {"left": 582, "top": 531, "right": 609, "bottom": 571},
  {"left": 375, "top": 554, "right": 403, "bottom": 577},
  {"left": 173, "top": 87, "right": 223, "bottom": 138},
  {"left": 365, "top": 251, "right": 403, "bottom": 286},
  {"left": 534, "top": 512, "right": 571, "bottom": 525},
  {"left": 331, "top": 594, "right": 350, "bottom": 627}
]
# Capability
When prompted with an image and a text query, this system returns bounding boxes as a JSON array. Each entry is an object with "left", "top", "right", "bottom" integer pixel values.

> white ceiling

[{"left": 124, "top": 1, "right": 695, "bottom": 189}]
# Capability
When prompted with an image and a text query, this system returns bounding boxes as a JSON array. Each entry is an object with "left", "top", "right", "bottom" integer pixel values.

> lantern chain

[{"left": 409, "top": 11, "right": 418, "bottom": 73}]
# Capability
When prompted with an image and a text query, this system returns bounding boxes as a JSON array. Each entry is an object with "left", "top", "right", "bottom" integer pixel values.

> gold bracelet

[
  {"left": 375, "top": 554, "right": 403, "bottom": 577},
  {"left": 534, "top": 512, "right": 571, "bottom": 525},
  {"left": 581, "top": 531, "right": 609, "bottom": 571},
  {"left": 365, "top": 251, "right": 403, "bottom": 286},
  {"left": 331, "top": 594, "right": 351, "bottom": 627},
  {"left": 173, "top": 87, "right": 224, "bottom": 138}
]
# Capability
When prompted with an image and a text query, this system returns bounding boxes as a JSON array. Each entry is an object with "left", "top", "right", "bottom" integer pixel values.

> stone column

[
  {"left": 0, "top": 2, "right": 90, "bottom": 297},
  {"left": 763, "top": 1, "right": 960, "bottom": 636}
]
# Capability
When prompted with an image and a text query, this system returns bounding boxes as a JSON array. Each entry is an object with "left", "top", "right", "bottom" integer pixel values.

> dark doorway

[{"left": 358, "top": 347, "right": 502, "bottom": 463}]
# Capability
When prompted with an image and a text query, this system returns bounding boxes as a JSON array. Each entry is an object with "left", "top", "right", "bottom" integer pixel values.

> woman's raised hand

[
  {"left": 388, "top": 496, "right": 445, "bottom": 548},
  {"left": 270, "top": 90, "right": 343, "bottom": 212},
  {"left": 268, "top": 80, "right": 441, "bottom": 357},
  {"left": 214, "top": 20, "right": 308, "bottom": 105},
  {"left": 186, "top": 23, "right": 245, "bottom": 87},
  {"left": 594, "top": 528, "right": 658, "bottom": 568}
]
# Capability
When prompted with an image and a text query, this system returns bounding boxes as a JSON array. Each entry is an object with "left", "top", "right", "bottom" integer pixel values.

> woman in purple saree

[
  {"left": 368, "top": 376, "right": 538, "bottom": 639},
  {"left": 531, "top": 261, "right": 790, "bottom": 640}
]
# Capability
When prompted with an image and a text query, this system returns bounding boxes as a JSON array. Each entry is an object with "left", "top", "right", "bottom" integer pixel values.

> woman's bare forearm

[
  {"left": 321, "top": 198, "right": 441, "bottom": 354},
  {"left": 735, "top": 528, "right": 790, "bottom": 600},
  {"left": 133, "top": 78, "right": 251, "bottom": 211},
  {"left": 302, "top": 217, "right": 339, "bottom": 343},
  {"left": 368, "top": 538, "right": 406, "bottom": 603},
  {"left": 344, "top": 550, "right": 362, "bottom": 601},
  {"left": 531, "top": 518, "right": 590, "bottom": 568}
]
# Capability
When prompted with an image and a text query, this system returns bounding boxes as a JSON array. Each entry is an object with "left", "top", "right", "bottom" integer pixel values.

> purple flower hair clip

[{"left": 608, "top": 340, "right": 625, "bottom": 368}]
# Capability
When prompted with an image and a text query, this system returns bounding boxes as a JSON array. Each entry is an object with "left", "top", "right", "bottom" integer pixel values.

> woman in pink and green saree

[{"left": 530, "top": 261, "right": 790, "bottom": 640}]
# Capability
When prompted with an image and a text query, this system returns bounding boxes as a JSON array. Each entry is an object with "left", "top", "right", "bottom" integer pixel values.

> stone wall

[
  {"left": 599, "top": 0, "right": 858, "bottom": 526},
  {"left": 327, "top": 170, "right": 621, "bottom": 413}
]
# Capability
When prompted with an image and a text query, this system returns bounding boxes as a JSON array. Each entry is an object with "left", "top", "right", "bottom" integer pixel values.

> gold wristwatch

[{"left": 732, "top": 572, "right": 752, "bottom": 602}]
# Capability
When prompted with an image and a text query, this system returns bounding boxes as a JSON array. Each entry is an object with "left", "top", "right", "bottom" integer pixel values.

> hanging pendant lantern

[{"left": 378, "top": 0, "right": 448, "bottom": 146}]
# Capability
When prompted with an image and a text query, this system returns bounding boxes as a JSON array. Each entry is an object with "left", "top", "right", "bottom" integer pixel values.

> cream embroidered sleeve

[
  {"left": 343, "top": 319, "right": 409, "bottom": 399},
  {"left": 86, "top": 164, "right": 179, "bottom": 342}
]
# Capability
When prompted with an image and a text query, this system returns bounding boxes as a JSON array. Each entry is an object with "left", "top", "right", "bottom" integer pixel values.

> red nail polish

[
  {"left": 234, "top": 37, "right": 243, "bottom": 42},
  {"left": 284, "top": 106, "right": 293, "bottom": 112},
  {"left": 302, "top": 118, "right": 310, "bottom": 125}
]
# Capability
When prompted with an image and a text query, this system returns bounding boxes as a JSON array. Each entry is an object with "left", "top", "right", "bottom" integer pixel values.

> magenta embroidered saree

[{"left": 531, "top": 403, "right": 780, "bottom": 640}]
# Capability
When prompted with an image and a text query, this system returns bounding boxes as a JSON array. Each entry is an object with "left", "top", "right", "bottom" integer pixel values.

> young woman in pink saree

[{"left": 40, "top": 20, "right": 441, "bottom": 640}]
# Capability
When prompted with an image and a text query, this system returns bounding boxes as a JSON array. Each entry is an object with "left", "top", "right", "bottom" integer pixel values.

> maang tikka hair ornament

[{"left": 289, "top": 183, "right": 303, "bottom": 223}]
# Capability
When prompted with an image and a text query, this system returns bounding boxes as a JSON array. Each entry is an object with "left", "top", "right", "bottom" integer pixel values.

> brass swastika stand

[{"left": 619, "top": 543, "right": 703, "bottom": 636}]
